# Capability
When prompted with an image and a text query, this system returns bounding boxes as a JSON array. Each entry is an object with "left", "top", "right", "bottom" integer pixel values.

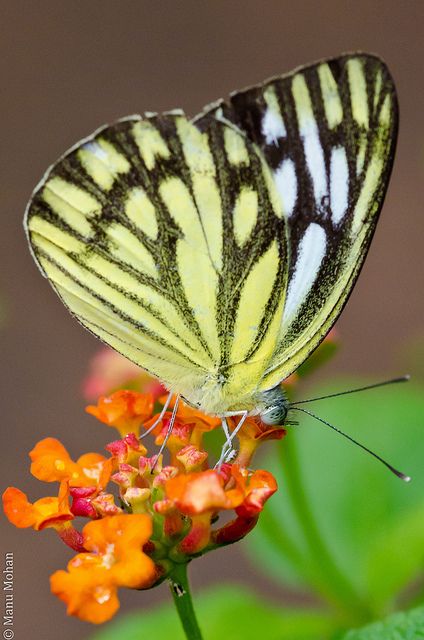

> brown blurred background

[{"left": 1, "top": 2, "right": 423, "bottom": 638}]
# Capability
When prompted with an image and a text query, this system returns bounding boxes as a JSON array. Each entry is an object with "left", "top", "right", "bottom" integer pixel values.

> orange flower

[
  {"left": 159, "top": 395, "right": 221, "bottom": 432},
  {"left": 70, "top": 486, "right": 122, "bottom": 519},
  {"left": 161, "top": 465, "right": 277, "bottom": 554},
  {"left": 106, "top": 432, "right": 147, "bottom": 466},
  {"left": 164, "top": 469, "right": 238, "bottom": 516},
  {"left": 50, "top": 514, "right": 157, "bottom": 624},
  {"left": 164, "top": 465, "right": 277, "bottom": 517},
  {"left": 176, "top": 445, "right": 208, "bottom": 472},
  {"left": 229, "top": 416, "right": 286, "bottom": 466},
  {"left": 30, "top": 438, "right": 112, "bottom": 488},
  {"left": 2, "top": 483, "right": 73, "bottom": 530},
  {"left": 144, "top": 397, "right": 220, "bottom": 458},
  {"left": 153, "top": 416, "right": 195, "bottom": 460},
  {"left": 213, "top": 467, "right": 278, "bottom": 547},
  {"left": 86, "top": 390, "right": 154, "bottom": 437},
  {"left": 231, "top": 466, "right": 278, "bottom": 517},
  {"left": 51, "top": 559, "right": 120, "bottom": 624},
  {"left": 230, "top": 416, "right": 286, "bottom": 444}
]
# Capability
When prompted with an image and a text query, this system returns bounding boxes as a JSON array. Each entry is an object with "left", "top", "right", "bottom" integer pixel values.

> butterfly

[{"left": 24, "top": 53, "right": 398, "bottom": 436}]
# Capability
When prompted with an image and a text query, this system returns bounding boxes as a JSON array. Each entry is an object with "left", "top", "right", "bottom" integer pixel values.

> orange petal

[
  {"left": 2, "top": 487, "right": 36, "bottom": 528},
  {"left": 165, "top": 470, "right": 236, "bottom": 515},
  {"left": 87, "top": 391, "right": 154, "bottom": 438},
  {"left": 2, "top": 485, "right": 73, "bottom": 530},
  {"left": 82, "top": 514, "right": 153, "bottom": 555},
  {"left": 50, "top": 567, "right": 119, "bottom": 624},
  {"left": 160, "top": 395, "right": 221, "bottom": 431},
  {"left": 111, "top": 549, "right": 156, "bottom": 589},
  {"left": 76, "top": 454, "right": 112, "bottom": 488},
  {"left": 29, "top": 438, "right": 80, "bottom": 483}
]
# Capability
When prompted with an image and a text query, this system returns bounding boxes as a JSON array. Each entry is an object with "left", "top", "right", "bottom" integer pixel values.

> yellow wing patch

[
  {"left": 132, "top": 120, "right": 170, "bottom": 170},
  {"left": 106, "top": 223, "right": 159, "bottom": 279},
  {"left": 223, "top": 127, "right": 250, "bottom": 165},
  {"left": 78, "top": 139, "right": 131, "bottom": 190},
  {"left": 230, "top": 239, "right": 281, "bottom": 363},
  {"left": 317, "top": 64, "right": 343, "bottom": 129},
  {"left": 125, "top": 188, "right": 159, "bottom": 240},
  {"left": 233, "top": 188, "right": 258, "bottom": 247},
  {"left": 43, "top": 178, "right": 100, "bottom": 236},
  {"left": 347, "top": 58, "right": 369, "bottom": 128}
]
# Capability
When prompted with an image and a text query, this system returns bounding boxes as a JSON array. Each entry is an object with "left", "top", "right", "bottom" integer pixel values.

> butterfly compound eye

[
  {"left": 257, "top": 386, "right": 289, "bottom": 426},
  {"left": 260, "top": 405, "right": 287, "bottom": 426}
]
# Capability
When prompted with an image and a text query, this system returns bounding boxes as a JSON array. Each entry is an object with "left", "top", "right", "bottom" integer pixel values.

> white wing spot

[
  {"left": 292, "top": 75, "right": 328, "bottom": 208},
  {"left": 302, "top": 121, "right": 327, "bottom": 206},
  {"left": 282, "top": 223, "right": 327, "bottom": 325},
  {"left": 274, "top": 159, "right": 297, "bottom": 218},
  {"left": 82, "top": 142, "right": 108, "bottom": 161},
  {"left": 330, "top": 147, "right": 349, "bottom": 224},
  {"left": 262, "top": 108, "right": 286, "bottom": 145}
]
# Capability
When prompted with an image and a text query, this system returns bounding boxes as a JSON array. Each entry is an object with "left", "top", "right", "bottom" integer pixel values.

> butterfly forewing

[
  {"left": 25, "top": 113, "right": 289, "bottom": 412},
  {"left": 25, "top": 53, "right": 397, "bottom": 414},
  {"left": 199, "top": 53, "right": 398, "bottom": 389}
]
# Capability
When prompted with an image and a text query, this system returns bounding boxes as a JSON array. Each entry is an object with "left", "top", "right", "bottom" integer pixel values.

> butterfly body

[{"left": 25, "top": 54, "right": 397, "bottom": 419}]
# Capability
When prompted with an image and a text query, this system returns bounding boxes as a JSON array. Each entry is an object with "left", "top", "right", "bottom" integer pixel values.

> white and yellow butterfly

[{"left": 25, "top": 53, "right": 398, "bottom": 452}]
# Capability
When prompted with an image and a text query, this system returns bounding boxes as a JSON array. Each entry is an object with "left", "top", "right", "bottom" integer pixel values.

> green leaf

[
  {"left": 340, "top": 605, "right": 424, "bottom": 639},
  {"left": 366, "top": 505, "right": 424, "bottom": 611},
  {"left": 248, "top": 379, "right": 424, "bottom": 616},
  {"left": 296, "top": 332, "right": 339, "bottom": 379},
  {"left": 90, "top": 585, "right": 336, "bottom": 640}
]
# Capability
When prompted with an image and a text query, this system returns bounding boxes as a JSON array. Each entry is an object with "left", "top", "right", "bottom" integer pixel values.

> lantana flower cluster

[
  {"left": 3, "top": 332, "right": 337, "bottom": 624},
  {"left": 3, "top": 386, "right": 282, "bottom": 623}
]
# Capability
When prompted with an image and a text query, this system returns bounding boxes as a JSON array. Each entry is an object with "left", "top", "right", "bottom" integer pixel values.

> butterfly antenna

[
  {"left": 291, "top": 375, "right": 410, "bottom": 406},
  {"left": 290, "top": 406, "right": 411, "bottom": 482}
]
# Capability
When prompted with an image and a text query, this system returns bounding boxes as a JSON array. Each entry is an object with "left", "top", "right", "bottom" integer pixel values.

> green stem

[
  {"left": 280, "top": 434, "right": 370, "bottom": 621},
  {"left": 169, "top": 562, "right": 203, "bottom": 640}
]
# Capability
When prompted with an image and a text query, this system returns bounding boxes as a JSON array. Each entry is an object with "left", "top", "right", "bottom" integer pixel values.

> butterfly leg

[
  {"left": 221, "top": 416, "right": 232, "bottom": 451},
  {"left": 217, "top": 410, "right": 246, "bottom": 464},
  {"left": 140, "top": 391, "right": 173, "bottom": 439},
  {"left": 215, "top": 410, "right": 249, "bottom": 468},
  {"left": 151, "top": 395, "right": 180, "bottom": 471},
  {"left": 226, "top": 411, "right": 249, "bottom": 448}
]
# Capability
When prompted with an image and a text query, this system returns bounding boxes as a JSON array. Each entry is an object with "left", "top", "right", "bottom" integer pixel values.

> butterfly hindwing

[
  {"left": 25, "top": 113, "right": 289, "bottom": 410},
  {"left": 199, "top": 53, "right": 398, "bottom": 389}
]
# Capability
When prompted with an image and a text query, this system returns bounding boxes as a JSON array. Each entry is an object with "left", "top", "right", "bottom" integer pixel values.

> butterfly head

[{"left": 256, "top": 385, "right": 290, "bottom": 426}]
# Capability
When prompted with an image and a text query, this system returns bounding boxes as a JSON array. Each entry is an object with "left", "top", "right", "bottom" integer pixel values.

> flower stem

[
  {"left": 280, "top": 434, "right": 370, "bottom": 621},
  {"left": 169, "top": 562, "right": 203, "bottom": 640}
]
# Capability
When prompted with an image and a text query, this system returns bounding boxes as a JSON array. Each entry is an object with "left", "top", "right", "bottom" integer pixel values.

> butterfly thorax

[
  {"left": 181, "top": 374, "right": 289, "bottom": 425},
  {"left": 177, "top": 371, "right": 257, "bottom": 415}
]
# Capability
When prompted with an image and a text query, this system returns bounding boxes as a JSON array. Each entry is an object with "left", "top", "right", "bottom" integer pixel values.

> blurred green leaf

[
  {"left": 248, "top": 379, "right": 424, "bottom": 616},
  {"left": 296, "top": 332, "right": 339, "bottom": 379},
  {"left": 90, "top": 585, "right": 336, "bottom": 640},
  {"left": 366, "top": 505, "right": 424, "bottom": 611},
  {"left": 340, "top": 605, "right": 424, "bottom": 639}
]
